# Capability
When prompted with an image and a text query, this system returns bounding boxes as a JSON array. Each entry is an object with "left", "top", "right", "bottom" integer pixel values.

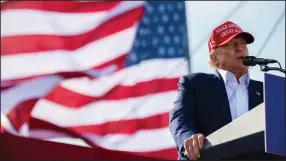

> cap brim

[
  {"left": 237, "top": 32, "right": 254, "bottom": 44},
  {"left": 218, "top": 32, "right": 255, "bottom": 47}
]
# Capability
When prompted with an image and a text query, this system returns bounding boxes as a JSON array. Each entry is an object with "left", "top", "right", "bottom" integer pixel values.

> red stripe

[
  {"left": 6, "top": 98, "right": 39, "bottom": 131},
  {"left": 92, "top": 53, "right": 127, "bottom": 72},
  {"left": 1, "top": 53, "right": 127, "bottom": 84},
  {"left": 1, "top": 1, "right": 121, "bottom": 12},
  {"left": 29, "top": 118, "right": 99, "bottom": 148},
  {"left": 71, "top": 112, "right": 169, "bottom": 136},
  {"left": 1, "top": 125, "right": 5, "bottom": 133},
  {"left": 1, "top": 7, "right": 143, "bottom": 55},
  {"left": 29, "top": 117, "right": 89, "bottom": 138},
  {"left": 45, "top": 77, "right": 179, "bottom": 108},
  {"left": 30, "top": 112, "right": 169, "bottom": 136},
  {"left": 1, "top": 84, "right": 15, "bottom": 92},
  {"left": 1, "top": 54, "right": 127, "bottom": 130},
  {"left": 29, "top": 118, "right": 176, "bottom": 159}
]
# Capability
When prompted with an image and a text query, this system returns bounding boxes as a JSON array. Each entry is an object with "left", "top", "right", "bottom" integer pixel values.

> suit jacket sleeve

[{"left": 169, "top": 75, "right": 199, "bottom": 155}]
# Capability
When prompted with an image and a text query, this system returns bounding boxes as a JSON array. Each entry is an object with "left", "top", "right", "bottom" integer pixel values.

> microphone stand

[{"left": 259, "top": 61, "right": 286, "bottom": 74}]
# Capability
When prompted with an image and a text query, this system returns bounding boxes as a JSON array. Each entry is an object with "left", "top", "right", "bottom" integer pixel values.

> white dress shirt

[{"left": 217, "top": 69, "right": 250, "bottom": 121}]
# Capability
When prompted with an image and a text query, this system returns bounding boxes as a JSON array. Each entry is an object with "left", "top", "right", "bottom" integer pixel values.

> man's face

[{"left": 213, "top": 36, "right": 249, "bottom": 74}]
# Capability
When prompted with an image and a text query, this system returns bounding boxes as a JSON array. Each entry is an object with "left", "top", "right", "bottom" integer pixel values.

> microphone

[{"left": 242, "top": 56, "right": 277, "bottom": 66}]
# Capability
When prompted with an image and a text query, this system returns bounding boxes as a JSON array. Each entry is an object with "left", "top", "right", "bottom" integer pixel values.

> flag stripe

[
  {"left": 1, "top": 1, "right": 121, "bottom": 12},
  {"left": 46, "top": 136, "right": 92, "bottom": 148},
  {"left": 1, "top": 53, "right": 127, "bottom": 85},
  {"left": 1, "top": 112, "right": 18, "bottom": 135},
  {"left": 31, "top": 91, "right": 177, "bottom": 127},
  {"left": 83, "top": 128, "right": 175, "bottom": 152},
  {"left": 1, "top": 2, "right": 187, "bottom": 159},
  {"left": 31, "top": 127, "right": 176, "bottom": 153},
  {"left": 1, "top": 1, "right": 144, "bottom": 37},
  {"left": 6, "top": 98, "right": 38, "bottom": 131},
  {"left": 70, "top": 112, "right": 169, "bottom": 136},
  {"left": 29, "top": 120, "right": 99, "bottom": 148},
  {"left": 59, "top": 58, "right": 186, "bottom": 96},
  {"left": 2, "top": 58, "right": 185, "bottom": 114},
  {"left": 4, "top": 77, "right": 177, "bottom": 131},
  {"left": 46, "top": 78, "right": 179, "bottom": 108},
  {"left": 2, "top": 27, "right": 137, "bottom": 81},
  {"left": 30, "top": 130, "right": 177, "bottom": 159},
  {"left": 29, "top": 121, "right": 177, "bottom": 155},
  {"left": 1, "top": 125, "right": 4, "bottom": 133},
  {"left": 1, "top": 75, "right": 63, "bottom": 114},
  {"left": 30, "top": 112, "right": 169, "bottom": 136},
  {"left": 1, "top": 7, "right": 143, "bottom": 56},
  {"left": 2, "top": 59, "right": 185, "bottom": 131},
  {"left": 1, "top": 84, "right": 14, "bottom": 91}
]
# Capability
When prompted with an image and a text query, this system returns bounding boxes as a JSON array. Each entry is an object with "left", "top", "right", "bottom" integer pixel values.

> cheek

[
  {"left": 244, "top": 49, "right": 249, "bottom": 56},
  {"left": 218, "top": 56, "right": 228, "bottom": 65},
  {"left": 219, "top": 54, "right": 236, "bottom": 66},
  {"left": 226, "top": 52, "right": 237, "bottom": 61},
  {"left": 221, "top": 53, "right": 233, "bottom": 61}
]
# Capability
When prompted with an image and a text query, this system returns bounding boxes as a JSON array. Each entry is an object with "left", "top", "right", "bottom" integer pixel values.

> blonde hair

[{"left": 208, "top": 48, "right": 221, "bottom": 69}]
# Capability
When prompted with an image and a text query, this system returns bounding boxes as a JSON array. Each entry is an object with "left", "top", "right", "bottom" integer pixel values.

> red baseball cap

[{"left": 208, "top": 21, "right": 254, "bottom": 53}]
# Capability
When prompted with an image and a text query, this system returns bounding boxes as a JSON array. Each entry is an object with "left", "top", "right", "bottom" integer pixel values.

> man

[{"left": 169, "top": 21, "right": 264, "bottom": 160}]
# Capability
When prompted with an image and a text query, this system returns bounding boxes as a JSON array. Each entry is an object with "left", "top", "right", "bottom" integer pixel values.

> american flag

[{"left": 1, "top": 1, "right": 189, "bottom": 159}]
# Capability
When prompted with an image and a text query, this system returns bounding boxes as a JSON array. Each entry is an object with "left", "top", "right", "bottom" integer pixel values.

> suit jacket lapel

[
  {"left": 248, "top": 80, "right": 263, "bottom": 110},
  {"left": 213, "top": 71, "right": 263, "bottom": 122},
  {"left": 214, "top": 71, "right": 232, "bottom": 123}
]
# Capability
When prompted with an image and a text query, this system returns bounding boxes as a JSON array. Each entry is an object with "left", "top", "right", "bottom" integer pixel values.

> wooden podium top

[{"left": 204, "top": 103, "right": 265, "bottom": 148}]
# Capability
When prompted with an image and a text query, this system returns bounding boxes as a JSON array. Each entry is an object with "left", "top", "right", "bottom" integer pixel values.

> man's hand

[{"left": 183, "top": 133, "right": 205, "bottom": 160}]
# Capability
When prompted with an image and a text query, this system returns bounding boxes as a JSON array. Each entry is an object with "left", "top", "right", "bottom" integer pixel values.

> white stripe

[
  {"left": 29, "top": 129, "right": 91, "bottom": 147},
  {"left": 1, "top": 75, "right": 63, "bottom": 114},
  {"left": 18, "top": 123, "right": 29, "bottom": 137},
  {"left": 60, "top": 58, "right": 187, "bottom": 96},
  {"left": 30, "top": 128, "right": 175, "bottom": 152},
  {"left": 1, "top": 26, "right": 137, "bottom": 81},
  {"left": 32, "top": 91, "right": 177, "bottom": 126},
  {"left": 1, "top": 112, "right": 18, "bottom": 135},
  {"left": 0, "top": 63, "right": 118, "bottom": 86},
  {"left": 29, "top": 129, "right": 90, "bottom": 146},
  {"left": 85, "top": 128, "right": 175, "bottom": 152},
  {"left": 47, "top": 137, "right": 91, "bottom": 147},
  {"left": 1, "top": 10, "right": 106, "bottom": 37},
  {"left": 1, "top": 1, "right": 144, "bottom": 37}
]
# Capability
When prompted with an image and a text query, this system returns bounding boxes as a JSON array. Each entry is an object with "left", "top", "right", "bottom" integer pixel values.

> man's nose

[{"left": 235, "top": 45, "right": 243, "bottom": 53}]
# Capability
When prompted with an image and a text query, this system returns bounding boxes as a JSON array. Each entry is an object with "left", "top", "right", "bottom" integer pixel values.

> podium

[{"left": 199, "top": 73, "right": 285, "bottom": 160}]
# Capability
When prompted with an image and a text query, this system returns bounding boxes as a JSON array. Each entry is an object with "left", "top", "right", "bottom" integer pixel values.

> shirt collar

[{"left": 217, "top": 69, "right": 250, "bottom": 86}]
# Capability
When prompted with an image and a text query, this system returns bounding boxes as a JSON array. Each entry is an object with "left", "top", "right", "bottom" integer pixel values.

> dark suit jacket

[{"left": 169, "top": 71, "right": 264, "bottom": 160}]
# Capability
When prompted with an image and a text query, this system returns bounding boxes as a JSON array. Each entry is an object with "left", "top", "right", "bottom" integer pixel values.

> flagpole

[{"left": 183, "top": 1, "right": 191, "bottom": 74}]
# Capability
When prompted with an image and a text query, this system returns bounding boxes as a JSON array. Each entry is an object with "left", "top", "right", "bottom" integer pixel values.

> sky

[{"left": 185, "top": 1, "right": 285, "bottom": 82}]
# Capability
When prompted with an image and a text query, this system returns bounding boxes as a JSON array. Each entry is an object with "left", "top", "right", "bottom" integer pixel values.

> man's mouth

[
  {"left": 236, "top": 56, "right": 244, "bottom": 63},
  {"left": 236, "top": 56, "right": 243, "bottom": 62}
]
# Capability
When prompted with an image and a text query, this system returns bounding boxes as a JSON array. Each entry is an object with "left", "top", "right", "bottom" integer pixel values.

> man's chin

[
  {"left": 233, "top": 64, "right": 248, "bottom": 73},
  {"left": 238, "top": 66, "right": 248, "bottom": 74}
]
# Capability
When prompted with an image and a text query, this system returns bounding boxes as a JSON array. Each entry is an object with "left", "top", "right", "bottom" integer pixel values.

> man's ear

[{"left": 210, "top": 52, "right": 218, "bottom": 66}]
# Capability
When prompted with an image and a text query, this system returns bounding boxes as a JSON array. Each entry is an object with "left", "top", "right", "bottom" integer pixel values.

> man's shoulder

[{"left": 178, "top": 72, "right": 218, "bottom": 85}]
